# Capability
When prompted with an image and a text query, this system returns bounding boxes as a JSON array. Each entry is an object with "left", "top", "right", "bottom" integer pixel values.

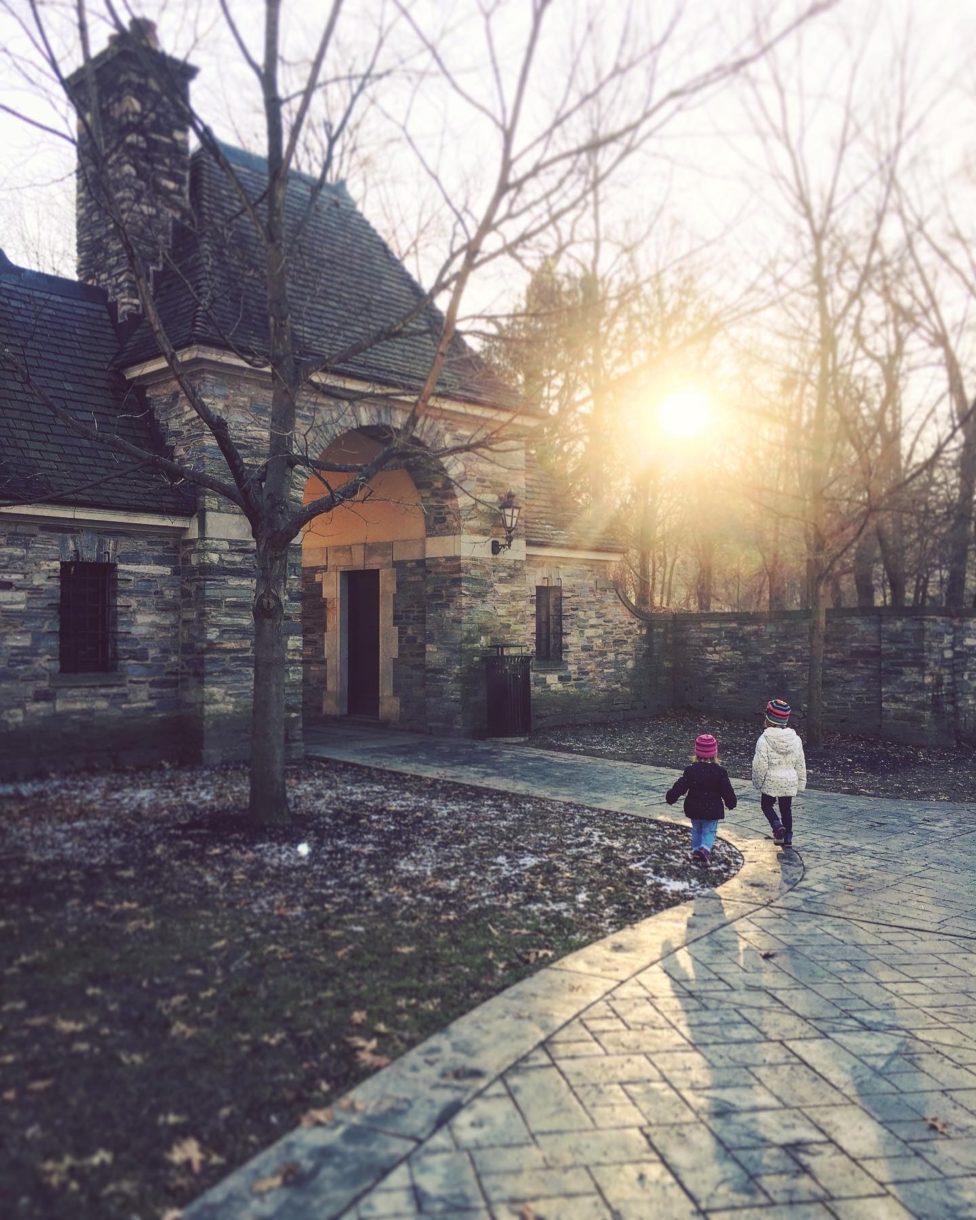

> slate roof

[
  {"left": 524, "top": 455, "right": 626, "bottom": 554},
  {"left": 0, "top": 256, "right": 193, "bottom": 514},
  {"left": 122, "top": 144, "right": 523, "bottom": 410}
]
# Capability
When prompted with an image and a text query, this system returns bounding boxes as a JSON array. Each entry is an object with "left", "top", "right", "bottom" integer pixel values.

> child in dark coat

[{"left": 665, "top": 733, "right": 737, "bottom": 863}]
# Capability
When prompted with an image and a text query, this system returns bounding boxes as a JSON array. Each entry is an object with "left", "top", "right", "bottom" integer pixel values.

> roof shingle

[
  {"left": 0, "top": 259, "right": 193, "bottom": 515},
  {"left": 121, "top": 144, "right": 523, "bottom": 410}
]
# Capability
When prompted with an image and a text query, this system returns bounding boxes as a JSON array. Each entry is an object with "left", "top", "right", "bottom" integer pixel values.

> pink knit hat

[
  {"left": 765, "top": 698, "right": 791, "bottom": 726},
  {"left": 695, "top": 733, "right": 718, "bottom": 759}
]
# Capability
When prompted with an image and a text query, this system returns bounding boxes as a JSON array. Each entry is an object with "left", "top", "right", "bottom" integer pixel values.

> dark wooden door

[{"left": 346, "top": 569, "right": 380, "bottom": 717}]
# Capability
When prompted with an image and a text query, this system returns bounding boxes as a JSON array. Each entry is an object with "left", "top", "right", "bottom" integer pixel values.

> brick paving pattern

[{"left": 185, "top": 729, "right": 976, "bottom": 1220}]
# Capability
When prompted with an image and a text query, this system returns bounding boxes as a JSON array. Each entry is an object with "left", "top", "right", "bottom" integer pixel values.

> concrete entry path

[{"left": 186, "top": 727, "right": 976, "bottom": 1220}]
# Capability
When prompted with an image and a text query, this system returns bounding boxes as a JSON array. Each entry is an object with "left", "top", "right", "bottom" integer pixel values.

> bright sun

[{"left": 656, "top": 388, "right": 711, "bottom": 439}]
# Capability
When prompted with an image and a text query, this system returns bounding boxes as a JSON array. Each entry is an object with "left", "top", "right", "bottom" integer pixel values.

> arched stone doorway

[{"left": 300, "top": 428, "right": 460, "bottom": 730}]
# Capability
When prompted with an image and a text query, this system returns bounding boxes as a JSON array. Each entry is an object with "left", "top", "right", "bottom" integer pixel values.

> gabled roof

[
  {"left": 121, "top": 144, "right": 523, "bottom": 411},
  {"left": 524, "top": 454, "right": 626, "bottom": 553},
  {"left": 0, "top": 256, "right": 192, "bottom": 515}
]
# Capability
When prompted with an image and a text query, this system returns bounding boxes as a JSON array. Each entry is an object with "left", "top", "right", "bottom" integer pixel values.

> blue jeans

[
  {"left": 690, "top": 819, "right": 718, "bottom": 851},
  {"left": 761, "top": 794, "right": 793, "bottom": 839}
]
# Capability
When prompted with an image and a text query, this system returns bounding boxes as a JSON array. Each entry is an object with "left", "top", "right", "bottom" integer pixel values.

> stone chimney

[{"left": 66, "top": 19, "right": 198, "bottom": 320}]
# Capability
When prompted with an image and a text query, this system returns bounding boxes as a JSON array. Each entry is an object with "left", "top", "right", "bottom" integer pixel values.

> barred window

[
  {"left": 59, "top": 561, "right": 116, "bottom": 673},
  {"left": 535, "top": 585, "right": 563, "bottom": 662}
]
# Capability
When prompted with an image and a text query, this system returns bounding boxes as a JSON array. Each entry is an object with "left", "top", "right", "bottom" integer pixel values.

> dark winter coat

[{"left": 666, "top": 761, "right": 737, "bottom": 821}]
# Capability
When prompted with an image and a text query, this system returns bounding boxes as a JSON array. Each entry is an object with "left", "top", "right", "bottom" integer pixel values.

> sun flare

[{"left": 656, "top": 388, "right": 711, "bottom": 439}]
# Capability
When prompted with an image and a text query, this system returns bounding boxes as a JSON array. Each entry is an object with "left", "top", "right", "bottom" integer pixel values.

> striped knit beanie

[
  {"left": 765, "top": 698, "right": 791, "bottom": 726},
  {"left": 694, "top": 733, "right": 718, "bottom": 759}
]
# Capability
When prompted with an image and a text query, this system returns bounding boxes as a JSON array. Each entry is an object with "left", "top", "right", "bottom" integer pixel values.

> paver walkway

[{"left": 186, "top": 727, "right": 976, "bottom": 1220}]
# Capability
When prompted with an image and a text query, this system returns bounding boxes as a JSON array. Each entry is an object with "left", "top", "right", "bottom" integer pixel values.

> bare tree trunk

[
  {"left": 876, "top": 519, "right": 906, "bottom": 607},
  {"left": 767, "top": 550, "right": 786, "bottom": 611},
  {"left": 696, "top": 541, "right": 714, "bottom": 611},
  {"left": 807, "top": 575, "right": 827, "bottom": 746},
  {"left": 946, "top": 399, "right": 976, "bottom": 609},
  {"left": 766, "top": 512, "right": 786, "bottom": 610},
  {"left": 853, "top": 531, "right": 876, "bottom": 606},
  {"left": 637, "top": 470, "right": 654, "bottom": 610},
  {"left": 250, "top": 536, "right": 289, "bottom": 822}
]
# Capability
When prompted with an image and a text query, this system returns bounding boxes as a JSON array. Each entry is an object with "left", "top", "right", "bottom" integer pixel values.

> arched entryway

[{"left": 300, "top": 428, "right": 459, "bottom": 729}]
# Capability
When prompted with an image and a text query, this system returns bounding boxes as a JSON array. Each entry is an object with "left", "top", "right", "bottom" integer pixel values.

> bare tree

[
  {"left": 896, "top": 194, "right": 976, "bottom": 610},
  {"left": 743, "top": 22, "right": 921, "bottom": 743},
  {"left": 1, "top": 0, "right": 836, "bottom": 817}
]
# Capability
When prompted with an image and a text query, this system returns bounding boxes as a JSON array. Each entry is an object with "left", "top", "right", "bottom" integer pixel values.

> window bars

[
  {"left": 535, "top": 584, "right": 563, "bottom": 662},
  {"left": 59, "top": 561, "right": 116, "bottom": 673}
]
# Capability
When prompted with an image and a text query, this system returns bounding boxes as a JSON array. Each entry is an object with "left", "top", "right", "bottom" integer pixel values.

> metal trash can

[{"left": 483, "top": 644, "right": 533, "bottom": 736}]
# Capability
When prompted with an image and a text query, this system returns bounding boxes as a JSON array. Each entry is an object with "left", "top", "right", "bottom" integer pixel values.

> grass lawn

[{"left": 0, "top": 758, "right": 739, "bottom": 1220}]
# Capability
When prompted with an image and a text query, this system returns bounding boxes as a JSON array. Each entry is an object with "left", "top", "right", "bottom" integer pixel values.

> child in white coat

[{"left": 752, "top": 698, "right": 806, "bottom": 847}]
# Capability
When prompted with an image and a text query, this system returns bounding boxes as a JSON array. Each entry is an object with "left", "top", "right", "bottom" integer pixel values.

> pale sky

[{"left": 1, "top": 0, "right": 974, "bottom": 325}]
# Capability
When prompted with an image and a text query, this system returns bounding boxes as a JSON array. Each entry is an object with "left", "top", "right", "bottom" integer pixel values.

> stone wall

[
  {"left": 648, "top": 607, "right": 976, "bottom": 744},
  {"left": 0, "top": 520, "right": 186, "bottom": 778},
  {"left": 525, "top": 555, "right": 650, "bottom": 729}
]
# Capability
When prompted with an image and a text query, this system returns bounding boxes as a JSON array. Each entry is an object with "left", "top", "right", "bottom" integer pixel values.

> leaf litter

[
  {"left": 528, "top": 710, "right": 976, "bottom": 802},
  {"left": 0, "top": 755, "right": 738, "bottom": 1219}
]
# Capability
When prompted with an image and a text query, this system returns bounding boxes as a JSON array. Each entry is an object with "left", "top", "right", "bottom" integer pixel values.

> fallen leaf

[
  {"left": 349, "top": 1010, "right": 367, "bottom": 1025},
  {"left": 158, "top": 1113, "right": 188, "bottom": 1126},
  {"left": 2, "top": 1088, "right": 16, "bottom": 1102},
  {"left": 927, "top": 1116, "right": 950, "bottom": 1135},
  {"left": 299, "top": 1107, "right": 333, "bottom": 1127},
  {"left": 28, "top": 1078, "right": 55, "bottom": 1091},
  {"left": 394, "top": 945, "right": 416, "bottom": 955},
  {"left": 521, "top": 947, "right": 554, "bottom": 964},
  {"left": 261, "top": 1032, "right": 287, "bottom": 1047},
  {"left": 252, "top": 1173, "right": 283, "bottom": 1197},
  {"left": 357, "top": 1048, "right": 392, "bottom": 1069},
  {"left": 251, "top": 1162, "right": 301, "bottom": 1195},
  {"left": 166, "top": 1137, "right": 208, "bottom": 1175},
  {"left": 158, "top": 995, "right": 189, "bottom": 1016},
  {"left": 53, "top": 1017, "right": 88, "bottom": 1034},
  {"left": 169, "top": 1021, "right": 198, "bottom": 1039},
  {"left": 40, "top": 1149, "right": 113, "bottom": 1187}
]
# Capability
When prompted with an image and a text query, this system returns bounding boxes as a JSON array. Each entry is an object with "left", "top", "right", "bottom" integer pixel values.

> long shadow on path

[{"left": 184, "top": 731, "right": 976, "bottom": 1219}]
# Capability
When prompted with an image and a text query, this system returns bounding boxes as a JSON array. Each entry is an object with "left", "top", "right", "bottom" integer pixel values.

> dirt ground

[
  {"left": 529, "top": 709, "right": 976, "bottom": 802},
  {"left": 0, "top": 758, "right": 738, "bottom": 1220}
]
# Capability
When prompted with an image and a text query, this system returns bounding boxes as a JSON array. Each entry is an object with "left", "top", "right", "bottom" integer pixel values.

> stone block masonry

[
  {"left": 524, "top": 556, "right": 652, "bottom": 731},
  {"left": 649, "top": 606, "right": 976, "bottom": 745},
  {"left": 0, "top": 521, "right": 187, "bottom": 778}
]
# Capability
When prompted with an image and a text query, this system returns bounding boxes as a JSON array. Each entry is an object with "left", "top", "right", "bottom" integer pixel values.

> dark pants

[{"left": 761, "top": 793, "right": 793, "bottom": 837}]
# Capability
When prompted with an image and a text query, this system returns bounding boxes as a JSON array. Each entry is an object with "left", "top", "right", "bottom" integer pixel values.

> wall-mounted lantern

[{"left": 491, "top": 490, "right": 521, "bottom": 555}]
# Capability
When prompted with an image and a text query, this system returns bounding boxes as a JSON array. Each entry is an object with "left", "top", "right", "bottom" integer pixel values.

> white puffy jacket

[{"left": 752, "top": 726, "right": 807, "bottom": 797}]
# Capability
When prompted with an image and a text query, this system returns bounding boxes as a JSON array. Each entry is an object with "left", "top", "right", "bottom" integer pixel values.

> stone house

[{"left": 0, "top": 20, "right": 646, "bottom": 780}]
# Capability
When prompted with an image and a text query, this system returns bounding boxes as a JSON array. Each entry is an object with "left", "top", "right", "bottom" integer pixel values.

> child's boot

[{"left": 772, "top": 824, "right": 786, "bottom": 845}]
